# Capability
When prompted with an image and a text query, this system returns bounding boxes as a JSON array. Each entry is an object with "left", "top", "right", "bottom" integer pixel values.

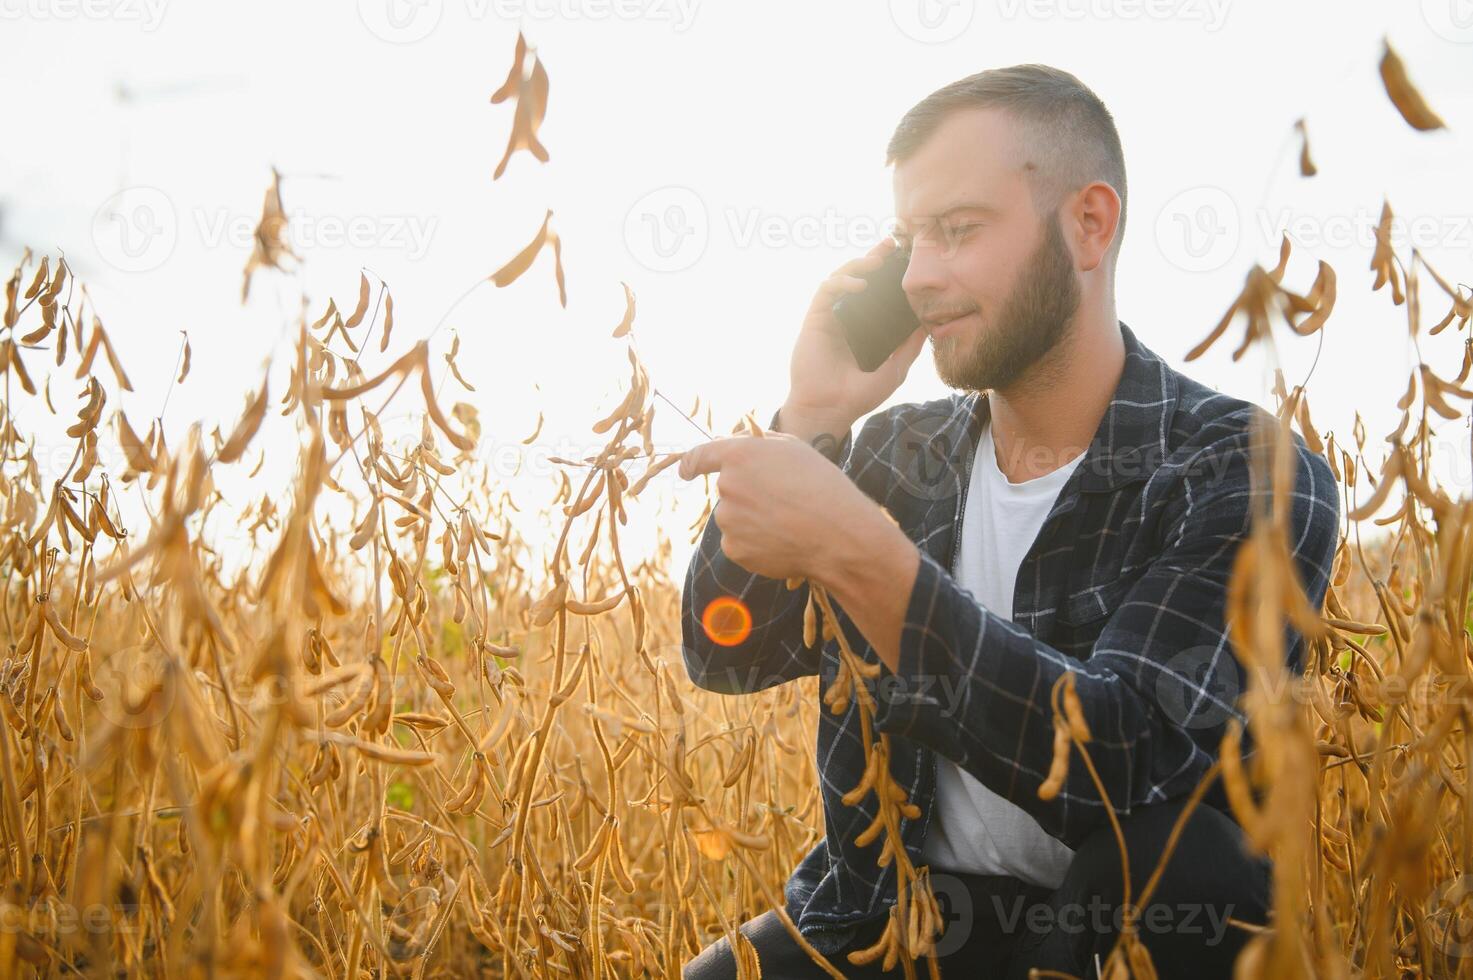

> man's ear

[{"left": 1069, "top": 181, "right": 1121, "bottom": 274}]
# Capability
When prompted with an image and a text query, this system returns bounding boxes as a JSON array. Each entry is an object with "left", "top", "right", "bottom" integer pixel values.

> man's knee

[
  {"left": 1061, "top": 800, "right": 1270, "bottom": 935},
  {"left": 683, "top": 931, "right": 738, "bottom": 980},
  {"left": 683, "top": 910, "right": 832, "bottom": 980},
  {"left": 1004, "top": 801, "right": 1266, "bottom": 978}
]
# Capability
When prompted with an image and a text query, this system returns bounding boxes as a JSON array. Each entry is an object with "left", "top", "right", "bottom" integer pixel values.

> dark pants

[{"left": 684, "top": 797, "right": 1269, "bottom": 979}]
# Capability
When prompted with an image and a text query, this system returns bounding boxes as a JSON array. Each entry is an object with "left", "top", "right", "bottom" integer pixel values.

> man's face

[{"left": 892, "top": 107, "right": 1082, "bottom": 393}]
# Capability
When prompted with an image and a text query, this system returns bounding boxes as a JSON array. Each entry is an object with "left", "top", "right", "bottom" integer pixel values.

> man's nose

[{"left": 900, "top": 244, "right": 948, "bottom": 302}]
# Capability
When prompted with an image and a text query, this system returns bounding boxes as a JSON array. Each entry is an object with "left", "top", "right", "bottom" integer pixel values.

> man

[{"left": 676, "top": 65, "right": 1340, "bottom": 978}]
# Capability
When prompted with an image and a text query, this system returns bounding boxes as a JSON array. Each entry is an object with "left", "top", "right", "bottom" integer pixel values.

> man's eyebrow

[{"left": 893, "top": 202, "right": 1001, "bottom": 234}]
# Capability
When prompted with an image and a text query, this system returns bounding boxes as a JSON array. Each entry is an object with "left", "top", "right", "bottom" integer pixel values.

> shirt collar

[{"left": 957, "top": 321, "right": 1178, "bottom": 493}]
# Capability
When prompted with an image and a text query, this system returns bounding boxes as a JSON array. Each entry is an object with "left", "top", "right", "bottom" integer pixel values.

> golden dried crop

[{"left": 0, "top": 36, "right": 1468, "bottom": 980}]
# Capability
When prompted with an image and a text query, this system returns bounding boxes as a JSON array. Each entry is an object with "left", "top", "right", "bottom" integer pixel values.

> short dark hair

[{"left": 886, "top": 64, "right": 1127, "bottom": 263}]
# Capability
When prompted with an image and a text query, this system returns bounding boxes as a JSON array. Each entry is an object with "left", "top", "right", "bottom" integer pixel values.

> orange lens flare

[{"left": 701, "top": 596, "right": 752, "bottom": 647}]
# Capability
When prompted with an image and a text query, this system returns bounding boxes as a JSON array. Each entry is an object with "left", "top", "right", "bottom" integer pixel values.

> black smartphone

[{"left": 832, "top": 245, "right": 920, "bottom": 372}]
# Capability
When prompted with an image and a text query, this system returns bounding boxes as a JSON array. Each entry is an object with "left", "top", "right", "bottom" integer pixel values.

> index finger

[{"left": 678, "top": 437, "right": 744, "bottom": 480}]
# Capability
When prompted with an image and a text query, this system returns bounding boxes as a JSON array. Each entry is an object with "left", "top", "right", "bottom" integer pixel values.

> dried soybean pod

[
  {"left": 564, "top": 471, "right": 605, "bottom": 519},
  {"left": 306, "top": 742, "right": 333, "bottom": 787},
  {"left": 1037, "top": 717, "right": 1072, "bottom": 801},
  {"left": 378, "top": 291, "right": 395, "bottom": 352},
  {"left": 724, "top": 826, "right": 771, "bottom": 851},
  {"left": 217, "top": 379, "right": 269, "bottom": 464},
  {"left": 661, "top": 666, "right": 684, "bottom": 716},
  {"left": 78, "top": 649, "right": 103, "bottom": 701},
  {"left": 528, "top": 578, "right": 568, "bottom": 628},
  {"left": 52, "top": 692, "right": 73, "bottom": 742},
  {"left": 441, "top": 524, "right": 458, "bottom": 577},
  {"left": 418, "top": 655, "right": 455, "bottom": 698},
  {"left": 1294, "top": 117, "right": 1316, "bottom": 177},
  {"left": 491, "top": 210, "right": 554, "bottom": 287},
  {"left": 42, "top": 601, "right": 87, "bottom": 652},
  {"left": 1220, "top": 718, "right": 1268, "bottom": 850},
  {"left": 362, "top": 657, "right": 393, "bottom": 735},
  {"left": 841, "top": 748, "right": 882, "bottom": 807},
  {"left": 1379, "top": 39, "right": 1446, "bottom": 132},
  {"left": 1, "top": 690, "right": 25, "bottom": 734},
  {"left": 349, "top": 498, "right": 380, "bottom": 551},
  {"left": 342, "top": 736, "right": 436, "bottom": 767},
  {"left": 609, "top": 734, "right": 639, "bottom": 770},
  {"left": 573, "top": 816, "right": 613, "bottom": 873},
  {"left": 324, "top": 665, "right": 374, "bottom": 728},
  {"left": 566, "top": 591, "right": 623, "bottom": 615},
  {"left": 22, "top": 257, "right": 49, "bottom": 300},
  {"left": 607, "top": 821, "right": 636, "bottom": 892},
  {"left": 627, "top": 453, "right": 680, "bottom": 497},
  {"left": 344, "top": 273, "right": 371, "bottom": 329},
  {"left": 721, "top": 735, "right": 754, "bottom": 789},
  {"left": 1061, "top": 672, "right": 1091, "bottom": 743},
  {"left": 577, "top": 511, "right": 603, "bottom": 567},
  {"left": 610, "top": 281, "right": 636, "bottom": 338},
  {"left": 446, "top": 756, "right": 487, "bottom": 813}
]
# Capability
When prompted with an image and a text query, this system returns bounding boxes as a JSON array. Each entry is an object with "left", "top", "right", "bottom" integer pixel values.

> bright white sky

[{"left": 1, "top": 0, "right": 1470, "bottom": 575}]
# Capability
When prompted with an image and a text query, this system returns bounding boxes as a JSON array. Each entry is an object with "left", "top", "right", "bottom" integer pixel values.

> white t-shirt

[{"left": 918, "top": 419, "right": 1085, "bottom": 888}]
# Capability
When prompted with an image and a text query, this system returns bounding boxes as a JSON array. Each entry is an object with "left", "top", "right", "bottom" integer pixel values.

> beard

[{"left": 931, "top": 212, "right": 1081, "bottom": 393}]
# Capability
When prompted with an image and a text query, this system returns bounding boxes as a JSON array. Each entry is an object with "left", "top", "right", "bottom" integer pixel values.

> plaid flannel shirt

[{"left": 679, "top": 321, "right": 1341, "bottom": 952}]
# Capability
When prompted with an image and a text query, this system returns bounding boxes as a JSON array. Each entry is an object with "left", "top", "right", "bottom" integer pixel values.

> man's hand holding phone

[
  {"left": 778, "top": 238, "right": 927, "bottom": 446},
  {"left": 678, "top": 237, "right": 928, "bottom": 587}
]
